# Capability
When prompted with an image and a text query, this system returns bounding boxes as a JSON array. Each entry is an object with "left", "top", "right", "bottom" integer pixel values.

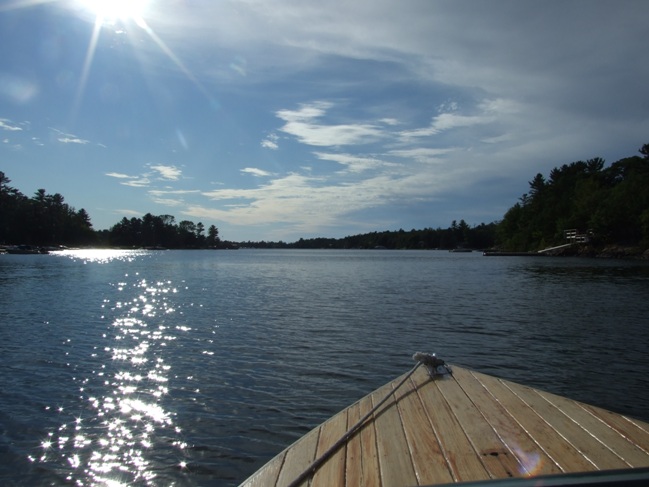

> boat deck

[{"left": 240, "top": 364, "right": 649, "bottom": 487}]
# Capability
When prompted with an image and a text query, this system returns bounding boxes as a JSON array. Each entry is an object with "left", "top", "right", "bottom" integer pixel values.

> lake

[{"left": 1, "top": 249, "right": 648, "bottom": 486}]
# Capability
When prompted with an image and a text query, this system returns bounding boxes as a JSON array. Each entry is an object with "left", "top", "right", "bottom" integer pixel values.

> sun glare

[{"left": 77, "top": 0, "right": 150, "bottom": 25}]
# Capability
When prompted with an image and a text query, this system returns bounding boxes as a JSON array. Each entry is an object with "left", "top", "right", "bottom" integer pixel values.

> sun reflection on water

[
  {"left": 37, "top": 272, "right": 189, "bottom": 485},
  {"left": 54, "top": 248, "right": 152, "bottom": 264}
]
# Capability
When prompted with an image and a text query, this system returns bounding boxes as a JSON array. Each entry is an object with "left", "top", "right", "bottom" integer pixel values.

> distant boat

[{"left": 240, "top": 353, "right": 649, "bottom": 487}]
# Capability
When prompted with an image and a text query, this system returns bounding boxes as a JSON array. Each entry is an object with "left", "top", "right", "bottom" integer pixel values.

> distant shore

[{"left": 541, "top": 244, "right": 649, "bottom": 260}]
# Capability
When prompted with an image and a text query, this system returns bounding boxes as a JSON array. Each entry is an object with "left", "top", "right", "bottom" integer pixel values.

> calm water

[{"left": 1, "top": 249, "right": 648, "bottom": 486}]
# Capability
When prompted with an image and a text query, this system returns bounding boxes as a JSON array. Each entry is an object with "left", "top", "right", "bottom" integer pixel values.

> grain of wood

[
  {"left": 371, "top": 379, "right": 418, "bottom": 487},
  {"left": 275, "top": 426, "right": 320, "bottom": 487},
  {"left": 438, "top": 370, "right": 524, "bottom": 479},
  {"left": 416, "top": 372, "right": 490, "bottom": 482},
  {"left": 311, "top": 409, "right": 349, "bottom": 486},
  {"left": 506, "top": 382, "right": 629, "bottom": 470},
  {"left": 345, "top": 402, "right": 363, "bottom": 487},
  {"left": 455, "top": 367, "right": 563, "bottom": 476},
  {"left": 395, "top": 373, "right": 454, "bottom": 484}
]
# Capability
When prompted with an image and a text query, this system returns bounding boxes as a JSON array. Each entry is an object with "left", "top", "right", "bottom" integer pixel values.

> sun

[{"left": 76, "top": 0, "right": 151, "bottom": 25}]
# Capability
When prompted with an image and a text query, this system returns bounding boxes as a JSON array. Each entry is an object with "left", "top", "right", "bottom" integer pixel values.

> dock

[
  {"left": 240, "top": 364, "right": 649, "bottom": 486},
  {"left": 482, "top": 251, "right": 546, "bottom": 257}
]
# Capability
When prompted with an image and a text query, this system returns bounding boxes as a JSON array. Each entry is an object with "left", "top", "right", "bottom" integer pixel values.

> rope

[{"left": 286, "top": 353, "right": 441, "bottom": 487}]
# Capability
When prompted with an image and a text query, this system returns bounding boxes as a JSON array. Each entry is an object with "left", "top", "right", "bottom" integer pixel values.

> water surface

[{"left": 1, "top": 249, "right": 648, "bottom": 486}]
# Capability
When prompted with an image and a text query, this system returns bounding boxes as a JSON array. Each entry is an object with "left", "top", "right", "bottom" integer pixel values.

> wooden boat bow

[{"left": 240, "top": 359, "right": 649, "bottom": 487}]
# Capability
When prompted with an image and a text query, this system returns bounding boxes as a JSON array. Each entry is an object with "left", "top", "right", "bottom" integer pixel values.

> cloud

[
  {"left": 121, "top": 178, "right": 151, "bottom": 187},
  {"left": 0, "top": 118, "right": 22, "bottom": 131},
  {"left": 261, "top": 133, "right": 279, "bottom": 150},
  {"left": 149, "top": 196, "right": 184, "bottom": 207},
  {"left": 276, "top": 101, "right": 385, "bottom": 147},
  {"left": 398, "top": 100, "right": 517, "bottom": 140},
  {"left": 149, "top": 189, "right": 201, "bottom": 195},
  {"left": 105, "top": 172, "right": 133, "bottom": 179},
  {"left": 241, "top": 167, "right": 273, "bottom": 177},
  {"left": 49, "top": 128, "right": 90, "bottom": 145},
  {"left": 105, "top": 172, "right": 151, "bottom": 187},
  {"left": 58, "top": 137, "right": 89, "bottom": 144},
  {"left": 313, "top": 152, "right": 397, "bottom": 173},
  {"left": 150, "top": 164, "right": 182, "bottom": 180},
  {"left": 147, "top": 189, "right": 201, "bottom": 207},
  {"left": 388, "top": 148, "right": 454, "bottom": 163}
]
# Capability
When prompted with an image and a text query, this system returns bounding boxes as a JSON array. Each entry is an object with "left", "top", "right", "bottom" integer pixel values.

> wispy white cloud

[
  {"left": 276, "top": 101, "right": 385, "bottom": 147},
  {"left": 150, "top": 164, "right": 182, "bottom": 180},
  {"left": 241, "top": 167, "right": 273, "bottom": 177},
  {"left": 49, "top": 128, "right": 90, "bottom": 145},
  {"left": 261, "top": 133, "right": 279, "bottom": 150},
  {"left": 105, "top": 172, "right": 134, "bottom": 179},
  {"left": 150, "top": 196, "right": 184, "bottom": 207},
  {"left": 0, "top": 118, "right": 22, "bottom": 131},
  {"left": 388, "top": 147, "right": 454, "bottom": 163},
  {"left": 121, "top": 178, "right": 151, "bottom": 187},
  {"left": 114, "top": 209, "right": 142, "bottom": 217},
  {"left": 149, "top": 189, "right": 201, "bottom": 195},
  {"left": 313, "top": 152, "right": 398, "bottom": 173},
  {"left": 58, "top": 137, "right": 89, "bottom": 144}
]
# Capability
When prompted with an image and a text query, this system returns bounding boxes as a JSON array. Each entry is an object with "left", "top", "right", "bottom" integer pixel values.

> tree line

[
  {"left": 2, "top": 142, "right": 648, "bottom": 251},
  {"left": 497, "top": 143, "right": 649, "bottom": 251},
  {"left": 238, "top": 221, "right": 497, "bottom": 250},
  {"left": 1, "top": 172, "right": 95, "bottom": 246},
  {"left": 100, "top": 214, "right": 223, "bottom": 249},
  {"left": 0, "top": 171, "right": 223, "bottom": 249}
]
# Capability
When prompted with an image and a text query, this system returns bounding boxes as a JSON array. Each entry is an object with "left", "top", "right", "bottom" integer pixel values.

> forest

[
  {"left": 0, "top": 172, "right": 222, "bottom": 249},
  {"left": 1, "top": 143, "right": 647, "bottom": 252},
  {"left": 497, "top": 143, "right": 649, "bottom": 251}
]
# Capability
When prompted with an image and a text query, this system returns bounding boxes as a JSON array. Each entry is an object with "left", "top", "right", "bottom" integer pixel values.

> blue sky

[{"left": 1, "top": 0, "right": 648, "bottom": 242}]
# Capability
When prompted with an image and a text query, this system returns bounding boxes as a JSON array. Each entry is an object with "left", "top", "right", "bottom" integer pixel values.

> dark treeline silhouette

[
  {"left": 102, "top": 214, "right": 222, "bottom": 249},
  {"left": 497, "top": 143, "right": 649, "bottom": 251},
  {"left": 238, "top": 220, "right": 497, "bottom": 250},
  {"left": 0, "top": 171, "right": 95, "bottom": 246}
]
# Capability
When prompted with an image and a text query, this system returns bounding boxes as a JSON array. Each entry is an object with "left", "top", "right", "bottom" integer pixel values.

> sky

[{"left": 1, "top": 0, "right": 648, "bottom": 242}]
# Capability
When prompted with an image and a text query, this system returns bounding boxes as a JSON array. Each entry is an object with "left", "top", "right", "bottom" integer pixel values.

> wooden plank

[
  {"left": 454, "top": 367, "right": 563, "bottom": 476},
  {"left": 536, "top": 389, "right": 649, "bottom": 467},
  {"left": 394, "top": 372, "right": 455, "bottom": 485},
  {"left": 416, "top": 370, "right": 491, "bottom": 482},
  {"left": 311, "top": 408, "right": 349, "bottom": 486},
  {"left": 442, "top": 368, "right": 529, "bottom": 479},
  {"left": 358, "top": 393, "right": 381, "bottom": 487},
  {"left": 581, "top": 404, "right": 649, "bottom": 459},
  {"left": 275, "top": 426, "right": 320, "bottom": 487},
  {"left": 345, "top": 401, "right": 363, "bottom": 487},
  {"left": 240, "top": 450, "right": 286, "bottom": 487},
  {"left": 371, "top": 379, "right": 418, "bottom": 487},
  {"left": 472, "top": 370, "right": 596, "bottom": 472},
  {"left": 502, "top": 379, "right": 629, "bottom": 470}
]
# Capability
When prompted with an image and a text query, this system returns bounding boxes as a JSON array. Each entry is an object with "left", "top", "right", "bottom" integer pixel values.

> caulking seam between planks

[
  {"left": 535, "top": 390, "right": 635, "bottom": 467},
  {"left": 453, "top": 370, "right": 531, "bottom": 477},
  {"left": 500, "top": 379, "right": 599, "bottom": 470},
  {"left": 467, "top": 370, "right": 565, "bottom": 474},
  {"left": 411, "top": 375, "right": 458, "bottom": 483},
  {"left": 436, "top": 374, "right": 501, "bottom": 480},
  {"left": 393, "top": 379, "right": 422, "bottom": 485}
]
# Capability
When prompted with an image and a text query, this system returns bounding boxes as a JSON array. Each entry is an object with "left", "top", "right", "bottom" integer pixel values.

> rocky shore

[{"left": 545, "top": 244, "right": 649, "bottom": 260}]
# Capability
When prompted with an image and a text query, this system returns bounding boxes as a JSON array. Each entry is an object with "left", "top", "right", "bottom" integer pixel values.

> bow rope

[{"left": 286, "top": 352, "right": 448, "bottom": 487}]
